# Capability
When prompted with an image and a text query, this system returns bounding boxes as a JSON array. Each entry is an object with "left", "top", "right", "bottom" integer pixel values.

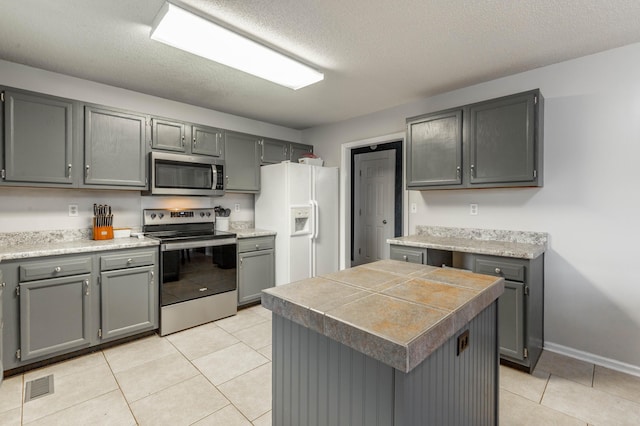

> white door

[
  {"left": 353, "top": 150, "right": 395, "bottom": 266},
  {"left": 311, "top": 166, "right": 339, "bottom": 276}
]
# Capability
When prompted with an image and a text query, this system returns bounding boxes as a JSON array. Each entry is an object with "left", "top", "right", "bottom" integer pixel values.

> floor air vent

[{"left": 24, "top": 374, "right": 54, "bottom": 402}]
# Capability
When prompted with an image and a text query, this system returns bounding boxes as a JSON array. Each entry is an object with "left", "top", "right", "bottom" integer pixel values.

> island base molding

[{"left": 271, "top": 302, "right": 499, "bottom": 426}]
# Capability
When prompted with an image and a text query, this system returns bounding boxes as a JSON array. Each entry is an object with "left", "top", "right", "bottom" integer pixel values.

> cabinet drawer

[
  {"left": 475, "top": 258, "right": 525, "bottom": 282},
  {"left": 20, "top": 257, "right": 92, "bottom": 282},
  {"left": 390, "top": 245, "right": 425, "bottom": 264},
  {"left": 238, "top": 237, "right": 275, "bottom": 253},
  {"left": 100, "top": 250, "right": 155, "bottom": 271}
]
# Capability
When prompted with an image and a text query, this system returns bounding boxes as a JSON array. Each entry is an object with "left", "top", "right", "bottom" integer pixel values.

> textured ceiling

[{"left": 2, "top": 0, "right": 640, "bottom": 130}]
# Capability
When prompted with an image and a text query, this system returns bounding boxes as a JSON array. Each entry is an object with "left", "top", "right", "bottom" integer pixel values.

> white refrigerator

[{"left": 255, "top": 161, "right": 339, "bottom": 286}]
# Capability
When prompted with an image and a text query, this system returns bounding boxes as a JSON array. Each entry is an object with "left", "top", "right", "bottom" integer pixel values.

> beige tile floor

[{"left": 1, "top": 304, "right": 640, "bottom": 425}]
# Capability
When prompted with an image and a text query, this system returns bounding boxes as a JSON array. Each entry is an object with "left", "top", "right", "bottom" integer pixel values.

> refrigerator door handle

[{"left": 312, "top": 200, "right": 319, "bottom": 240}]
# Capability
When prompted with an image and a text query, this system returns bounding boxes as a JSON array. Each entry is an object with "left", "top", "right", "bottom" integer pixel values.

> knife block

[{"left": 93, "top": 225, "right": 113, "bottom": 240}]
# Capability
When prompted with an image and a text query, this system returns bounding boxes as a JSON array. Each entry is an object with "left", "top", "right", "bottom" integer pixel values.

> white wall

[
  {"left": 303, "top": 43, "right": 640, "bottom": 373},
  {"left": 0, "top": 60, "right": 297, "bottom": 232}
]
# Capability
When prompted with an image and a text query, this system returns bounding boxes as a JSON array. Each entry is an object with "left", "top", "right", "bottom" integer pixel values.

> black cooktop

[{"left": 144, "top": 228, "right": 236, "bottom": 242}]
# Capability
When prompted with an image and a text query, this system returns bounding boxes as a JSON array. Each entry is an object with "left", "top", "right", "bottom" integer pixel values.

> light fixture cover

[{"left": 150, "top": 3, "right": 324, "bottom": 90}]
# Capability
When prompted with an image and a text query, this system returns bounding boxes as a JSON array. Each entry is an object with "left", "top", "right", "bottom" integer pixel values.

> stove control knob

[
  {"left": 200, "top": 212, "right": 205, "bottom": 217},
  {"left": 150, "top": 213, "right": 156, "bottom": 219},
  {"left": 158, "top": 213, "right": 164, "bottom": 219},
  {"left": 206, "top": 212, "right": 211, "bottom": 217}
]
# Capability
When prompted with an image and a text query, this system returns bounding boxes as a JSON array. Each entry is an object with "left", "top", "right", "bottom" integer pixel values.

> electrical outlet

[
  {"left": 234, "top": 203, "right": 240, "bottom": 212},
  {"left": 410, "top": 203, "right": 417, "bottom": 213},
  {"left": 457, "top": 329, "right": 470, "bottom": 356},
  {"left": 469, "top": 203, "right": 478, "bottom": 215},
  {"left": 68, "top": 204, "right": 79, "bottom": 217}
]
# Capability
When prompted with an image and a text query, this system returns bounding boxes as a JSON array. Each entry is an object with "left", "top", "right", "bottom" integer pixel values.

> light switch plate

[
  {"left": 410, "top": 203, "right": 417, "bottom": 213},
  {"left": 469, "top": 203, "right": 478, "bottom": 215}
]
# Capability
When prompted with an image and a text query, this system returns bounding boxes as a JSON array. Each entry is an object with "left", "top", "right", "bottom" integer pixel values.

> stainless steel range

[{"left": 143, "top": 208, "right": 237, "bottom": 335}]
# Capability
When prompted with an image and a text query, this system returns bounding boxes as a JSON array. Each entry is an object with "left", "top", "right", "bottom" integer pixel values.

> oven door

[
  {"left": 159, "top": 238, "right": 237, "bottom": 335},
  {"left": 160, "top": 239, "right": 237, "bottom": 307}
]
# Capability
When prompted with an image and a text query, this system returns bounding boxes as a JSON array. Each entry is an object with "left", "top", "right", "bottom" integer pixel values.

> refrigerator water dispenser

[{"left": 290, "top": 205, "right": 311, "bottom": 236}]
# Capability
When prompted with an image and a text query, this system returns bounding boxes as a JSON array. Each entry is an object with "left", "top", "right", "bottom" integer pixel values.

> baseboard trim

[{"left": 544, "top": 342, "right": 640, "bottom": 378}]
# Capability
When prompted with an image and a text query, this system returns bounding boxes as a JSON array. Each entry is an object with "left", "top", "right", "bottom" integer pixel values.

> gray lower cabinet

[
  {"left": 1, "top": 88, "right": 76, "bottom": 186},
  {"left": 406, "top": 89, "right": 543, "bottom": 190},
  {"left": 99, "top": 249, "right": 158, "bottom": 341},
  {"left": 18, "top": 256, "right": 93, "bottom": 362},
  {"left": 224, "top": 131, "right": 261, "bottom": 192},
  {"left": 83, "top": 105, "right": 147, "bottom": 188},
  {"left": 238, "top": 236, "right": 275, "bottom": 306},
  {"left": 390, "top": 244, "right": 453, "bottom": 267},
  {"left": 0, "top": 269, "right": 4, "bottom": 386},
  {"left": 390, "top": 244, "right": 543, "bottom": 372},
  {"left": 474, "top": 254, "right": 544, "bottom": 372},
  {"left": 1, "top": 248, "right": 158, "bottom": 372}
]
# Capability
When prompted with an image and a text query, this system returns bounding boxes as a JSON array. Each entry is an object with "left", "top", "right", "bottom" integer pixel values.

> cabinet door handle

[
  {"left": 68, "top": 164, "right": 72, "bottom": 179},
  {"left": 84, "top": 279, "right": 90, "bottom": 296},
  {"left": 255, "top": 244, "right": 260, "bottom": 249},
  {"left": 402, "top": 255, "right": 408, "bottom": 261},
  {"left": 54, "top": 266, "right": 62, "bottom": 273},
  {"left": 181, "top": 135, "right": 185, "bottom": 146},
  {"left": 127, "top": 258, "right": 133, "bottom": 264},
  {"left": 470, "top": 164, "right": 475, "bottom": 178},
  {"left": 150, "top": 270, "right": 154, "bottom": 284},
  {"left": 382, "top": 220, "right": 387, "bottom": 224},
  {"left": 240, "top": 258, "right": 243, "bottom": 266},
  {"left": 456, "top": 166, "right": 461, "bottom": 178},
  {"left": 85, "top": 165, "right": 90, "bottom": 178},
  {"left": 495, "top": 267, "right": 502, "bottom": 274},
  {"left": 192, "top": 137, "right": 196, "bottom": 147}
]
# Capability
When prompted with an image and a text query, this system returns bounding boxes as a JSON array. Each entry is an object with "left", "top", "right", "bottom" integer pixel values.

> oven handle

[{"left": 161, "top": 238, "right": 237, "bottom": 251}]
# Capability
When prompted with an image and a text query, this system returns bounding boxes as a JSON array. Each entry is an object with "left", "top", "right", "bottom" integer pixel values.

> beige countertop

[
  {"left": 234, "top": 228, "right": 276, "bottom": 238},
  {"left": 0, "top": 237, "right": 159, "bottom": 262},
  {"left": 388, "top": 226, "right": 548, "bottom": 259},
  {"left": 262, "top": 259, "right": 504, "bottom": 373}
]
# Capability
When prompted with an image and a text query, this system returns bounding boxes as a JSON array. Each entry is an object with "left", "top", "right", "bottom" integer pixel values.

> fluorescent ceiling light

[{"left": 150, "top": 2, "right": 324, "bottom": 90}]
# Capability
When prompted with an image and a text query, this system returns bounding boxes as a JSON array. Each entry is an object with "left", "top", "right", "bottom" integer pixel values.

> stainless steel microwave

[{"left": 146, "top": 151, "right": 225, "bottom": 196}]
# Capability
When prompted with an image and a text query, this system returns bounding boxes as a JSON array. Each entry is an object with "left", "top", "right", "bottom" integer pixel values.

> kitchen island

[{"left": 262, "top": 259, "right": 504, "bottom": 426}]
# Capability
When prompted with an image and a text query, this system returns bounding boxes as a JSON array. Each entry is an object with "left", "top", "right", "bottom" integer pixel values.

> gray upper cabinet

[
  {"left": 289, "top": 142, "right": 313, "bottom": 163},
  {"left": 406, "top": 89, "right": 543, "bottom": 190},
  {"left": 260, "top": 138, "right": 288, "bottom": 164},
  {"left": 407, "top": 109, "right": 463, "bottom": 188},
  {"left": 84, "top": 105, "right": 147, "bottom": 188},
  {"left": 224, "top": 131, "right": 260, "bottom": 192},
  {"left": 192, "top": 125, "right": 224, "bottom": 157},
  {"left": 1, "top": 89, "right": 75, "bottom": 186},
  {"left": 151, "top": 117, "right": 186, "bottom": 152},
  {"left": 469, "top": 92, "right": 539, "bottom": 185},
  {"left": 151, "top": 117, "right": 224, "bottom": 158}
]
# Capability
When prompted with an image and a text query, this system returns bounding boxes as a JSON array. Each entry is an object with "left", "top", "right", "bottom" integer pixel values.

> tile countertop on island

[
  {"left": 388, "top": 225, "right": 548, "bottom": 259},
  {"left": 0, "top": 229, "right": 159, "bottom": 262},
  {"left": 262, "top": 259, "right": 504, "bottom": 373}
]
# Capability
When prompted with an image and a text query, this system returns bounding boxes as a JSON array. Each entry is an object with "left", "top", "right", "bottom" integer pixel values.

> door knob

[{"left": 382, "top": 220, "right": 387, "bottom": 224}]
